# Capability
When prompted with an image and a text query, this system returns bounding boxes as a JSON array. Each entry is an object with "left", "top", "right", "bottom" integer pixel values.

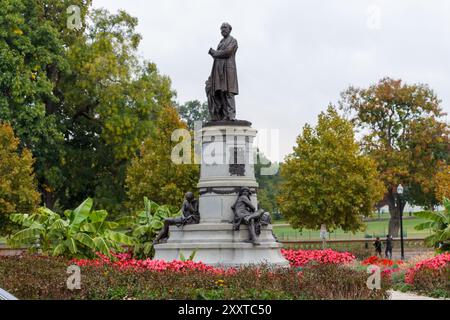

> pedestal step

[
  {"left": 165, "top": 223, "right": 279, "bottom": 243},
  {"left": 153, "top": 223, "right": 289, "bottom": 267}
]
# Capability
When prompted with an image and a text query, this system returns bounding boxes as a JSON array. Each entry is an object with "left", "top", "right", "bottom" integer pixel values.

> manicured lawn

[{"left": 273, "top": 217, "right": 431, "bottom": 240}]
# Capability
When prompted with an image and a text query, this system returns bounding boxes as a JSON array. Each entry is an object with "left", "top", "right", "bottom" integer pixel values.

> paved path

[{"left": 388, "top": 290, "right": 440, "bottom": 300}]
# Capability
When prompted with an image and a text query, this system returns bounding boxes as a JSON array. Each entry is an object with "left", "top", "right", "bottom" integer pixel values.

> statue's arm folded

[
  {"left": 242, "top": 197, "right": 256, "bottom": 212},
  {"left": 212, "top": 41, "right": 238, "bottom": 59}
]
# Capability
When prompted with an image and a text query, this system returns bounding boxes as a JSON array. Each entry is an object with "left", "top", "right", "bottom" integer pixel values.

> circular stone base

[
  {"left": 153, "top": 223, "right": 289, "bottom": 267},
  {"left": 204, "top": 119, "right": 252, "bottom": 127}
]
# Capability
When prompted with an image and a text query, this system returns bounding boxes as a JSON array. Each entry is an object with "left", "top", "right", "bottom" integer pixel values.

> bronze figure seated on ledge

[
  {"left": 231, "top": 187, "right": 272, "bottom": 245},
  {"left": 153, "top": 192, "right": 200, "bottom": 244}
]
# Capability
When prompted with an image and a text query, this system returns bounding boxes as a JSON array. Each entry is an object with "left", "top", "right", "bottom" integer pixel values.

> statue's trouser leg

[
  {"left": 154, "top": 220, "right": 174, "bottom": 242},
  {"left": 248, "top": 220, "right": 257, "bottom": 242},
  {"left": 225, "top": 93, "right": 236, "bottom": 120},
  {"left": 214, "top": 91, "right": 226, "bottom": 119},
  {"left": 247, "top": 210, "right": 263, "bottom": 221}
]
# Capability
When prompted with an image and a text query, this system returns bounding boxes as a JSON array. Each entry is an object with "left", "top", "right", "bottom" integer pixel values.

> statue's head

[
  {"left": 221, "top": 22, "right": 232, "bottom": 37},
  {"left": 239, "top": 187, "right": 251, "bottom": 197},
  {"left": 185, "top": 191, "right": 195, "bottom": 202}
]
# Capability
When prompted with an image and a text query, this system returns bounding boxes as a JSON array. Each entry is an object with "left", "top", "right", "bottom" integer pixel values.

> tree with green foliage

[
  {"left": 0, "top": 0, "right": 90, "bottom": 208},
  {"left": 254, "top": 151, "right": 282, "bottom": 218},
  {"left": 58, "top": 8, "right": 174, "bottom": 213},
  {"left": 176, "top": 100, "right": 210, "bottom": 130},
  {"left": 0, "top": 1, "right": 174, "bottom": 214},
  {"left": 126, "top": 106, "right": 200, "bottom": 210},
  {"left": 339, "top": 77, "right": 449, "bottom": 236},
  {"left": 0, "top": 122, "right": 41, "bottom": 236},
  {"left": 278, "top": 106, "right": 384, "bottom": 232}
]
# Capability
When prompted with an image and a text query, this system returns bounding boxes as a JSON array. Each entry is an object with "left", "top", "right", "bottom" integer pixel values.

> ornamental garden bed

[
  {"left": 1, "top": 249, "right": 447, "bottom": 300},
  {"left": 0, "top": 252, "right": 386, "bottom": 300}
]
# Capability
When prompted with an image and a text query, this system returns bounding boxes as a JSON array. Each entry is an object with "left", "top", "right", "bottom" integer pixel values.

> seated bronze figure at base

[
  {"left": 231, "top": 187, "right": 271, "bottom": 245},
  {"left": 153, "top": 192, "right": 200, "bottom": 244}
]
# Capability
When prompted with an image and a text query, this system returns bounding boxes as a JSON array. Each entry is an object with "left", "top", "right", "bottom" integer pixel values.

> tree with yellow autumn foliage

[
  {"left": 435, "top": 164, "right": 450, "bottom": 203},
  {"left": 278, "top": 107, "right": 384, "bottom": 232},
  {"left": 0, "top": 123, "right": 41, "bottom": 235},
  {"left": 125, "top": 106, "right": 200, "bottom": 210},
  {"left": 339, "top": 78, "right": 449, "bottom": 236}
]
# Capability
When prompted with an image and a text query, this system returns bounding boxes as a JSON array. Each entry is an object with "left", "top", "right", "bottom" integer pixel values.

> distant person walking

[
  {"left": 373, "top": 237, "right": 382, "bottom": 257},
  {"left": 385, "top": 235, "right": 393, "bottom": 259}
]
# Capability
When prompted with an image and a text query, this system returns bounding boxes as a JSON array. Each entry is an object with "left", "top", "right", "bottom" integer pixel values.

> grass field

[{"left": 273, "top": 217, "right": 431, "bottom": 240}]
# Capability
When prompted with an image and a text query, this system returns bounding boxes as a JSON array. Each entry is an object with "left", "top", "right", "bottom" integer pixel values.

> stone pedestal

[{"left": 154, "top": 122, "right": 288, "bottom": 267}]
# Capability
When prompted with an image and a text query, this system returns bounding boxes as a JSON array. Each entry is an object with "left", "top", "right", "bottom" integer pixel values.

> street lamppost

[{"left": 396, "top": 184, "right": 405, "bottom": 260}]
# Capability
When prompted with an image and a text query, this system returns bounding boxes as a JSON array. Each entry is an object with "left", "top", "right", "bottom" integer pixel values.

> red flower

[
  {"left": 70, "top": 252, "right": 235, "bottom": 274},
  {"left": 361, "top": 256, "right": 402, "bottom": 267},
  {"left": 281, "top": 249, "right": 355, "bottom": 268}
]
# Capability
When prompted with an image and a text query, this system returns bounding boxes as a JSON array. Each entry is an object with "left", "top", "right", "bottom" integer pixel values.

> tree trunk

[
  {"left": 387, "top": 192, "right": 400, "bottom": 237},
  {"left": 43, "top": 191, "right": 56, "bottom": 210}
]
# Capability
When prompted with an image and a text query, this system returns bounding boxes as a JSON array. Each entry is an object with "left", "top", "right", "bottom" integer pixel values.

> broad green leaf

[
  {"left": 80, "top": 223, "right": 97, "bottom": 233},
  {"left": 415, "top": 222, "right": 435, "bottom": 231},
  {"left": 414, "top": 211, "right": 444, "bottom": 222},
  {"left": 105, "top": 230, "right": 136, "bottom": 245},
  {"left": 89, "top": 210, "right": 108, "bottom": 223},
  {"left": 39, "top": 207, "right": 58, "bottom": 216},
  {"left": 144, "top": 196, "right": 152, "bottom": 214},
  {"left": 179, "top": 251, "right": 186, "bottom": 261},
  {"left": 52, "top": 243, "right": 66, "bottom": 256},
  {"left": 104, "top": 221, "right": 119, "bottom": 229},
  {"left": 132, "top": 225, "right": 151, "bottom": 237},
  {"left": 93, "top": 237, "right": 110, "bottom": 255},
  {"left": 438, "top": 225, "right": 450, "bottom": 241},
  {"left": 150, "top": 220, "right": 164, "bottom": 230},
  {"left": 11, "top": 227, "right": 42, "bottom": 242},
  {"left": 73, "top": 233, "right": 96, "bottom": 249},
  {"left": 49, "top": 219, "right": 68, "bottom": 231},
  {"left": 424, "top": 234, "right": 439, "bottom": 246},
  {"left": 9, "top": 214, "right": 28, "bottom": 224},
  {"left": 188, "top": 250, "right": 197, "bottom": 261},
  {"left": 63, "top": 210, "right": 72, "bottom": 218},
  {"left": 115, "top": 216, "right": 136, "bottom": 226},
  {"left": 66, "top": 238, "right": 78, "bottom": 254},
  {"left": 143, "top": 243, "right": 153, "bottom": 255},
  {"left": 70, "top": 198, "right": 93, "bottom": 227}
]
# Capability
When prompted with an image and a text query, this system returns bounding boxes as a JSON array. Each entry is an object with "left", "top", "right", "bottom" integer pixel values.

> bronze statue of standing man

[{"left": 206, "top": 23, "right": 238, "bottom": 121}]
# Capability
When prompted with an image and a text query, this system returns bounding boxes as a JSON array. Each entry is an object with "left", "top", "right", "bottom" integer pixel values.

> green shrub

[
  {"left": 414, "top": 199, "right": 450, "bottom": 252},
  {"left": 8, "top": 198, "right": 135, "bottom": 258},
  {"left": 117, "top": 197, "right": 179, "bottom": 258}
]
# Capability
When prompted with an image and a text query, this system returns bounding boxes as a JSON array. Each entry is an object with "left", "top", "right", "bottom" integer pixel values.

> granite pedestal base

[{"left": 153, "top": 223, "right": 288, "bottom": 267}]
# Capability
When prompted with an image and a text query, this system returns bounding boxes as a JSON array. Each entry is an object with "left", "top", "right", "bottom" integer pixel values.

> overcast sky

[{"left": 93, "top": 0, "right": 450, "bottom": 161}]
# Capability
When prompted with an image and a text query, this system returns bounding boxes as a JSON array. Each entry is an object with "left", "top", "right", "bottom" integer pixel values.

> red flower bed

[
  {"left": 71, "top": 250, "right": 356, "bottom": 272},
  {"left": 281, "top": 249, "right": 355, "bottom": 268},
  {"left": 71, "top": 253, "right": 235, "bottom": 275},
  {"left": 362, "top": 256, "right": 403, "bottom": 267},
  {"left": 405, "top": 253, "right": 450, "bottom": 284}
]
